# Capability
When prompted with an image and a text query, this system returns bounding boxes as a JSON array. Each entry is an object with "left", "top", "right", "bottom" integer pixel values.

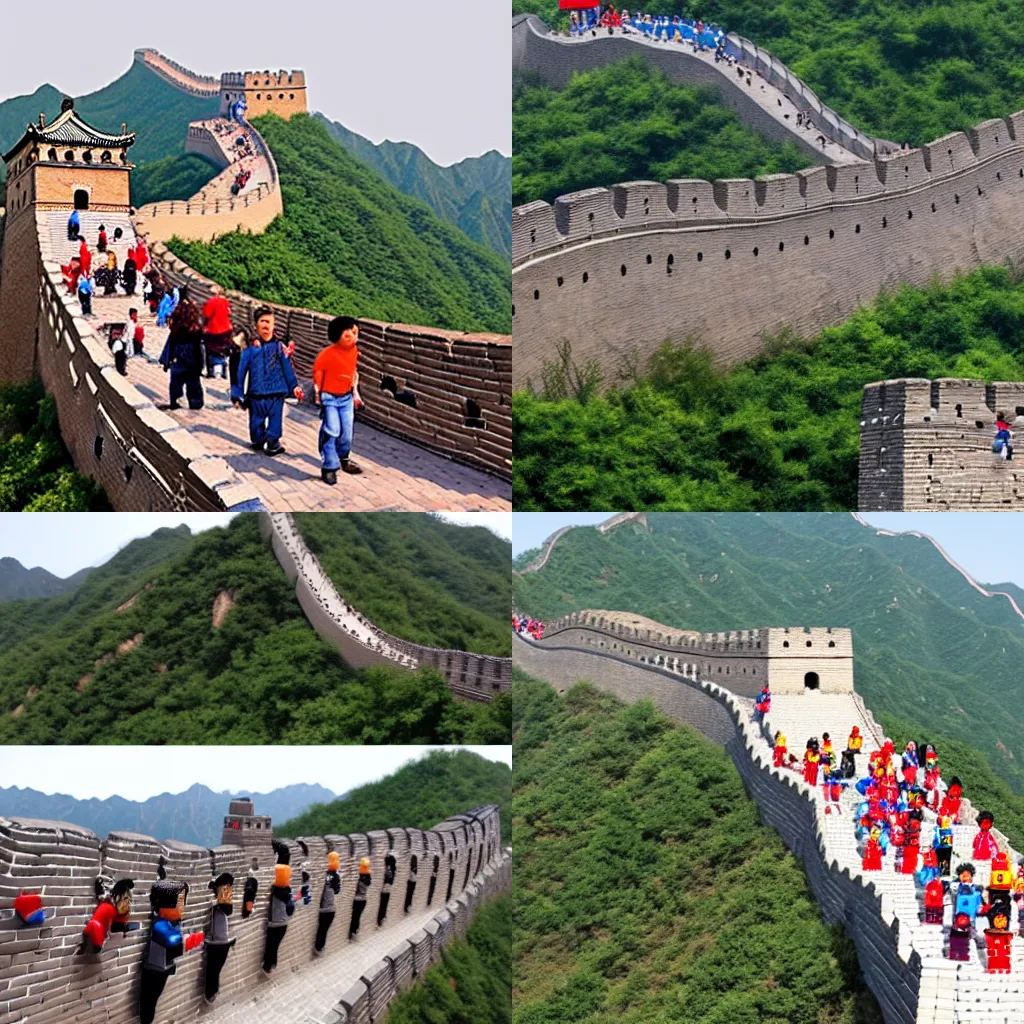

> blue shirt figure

[{"left": 952, "top": 883, "right": 985, "bottom": 924}]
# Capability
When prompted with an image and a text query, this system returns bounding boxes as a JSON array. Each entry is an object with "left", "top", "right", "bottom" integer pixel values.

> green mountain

[
  {"left": 0, "top": 557, "right": 91, "bottom": 602},
  {"left": 293, "top": 513, "right": 511, "bottom": 657},
  {"left": 513, "top": 512, "right": 1024, "bottom": 792},
  {"left": 317, "top": 113, "right": 511, "bottom": 261},
  {"left": 0, "top": 514, "right": 510, "bottom": 745},
  {"left": 278, "top": 749, "right": 511, "bottom": 843},
  {"left": 513, "top": 670, "right": 881, "bottom": 1024},
  {"left": 169, "top": 113, "right": 511, "bottom": 335},
  {"left": 130, "top": 151, "right": 220, "bottom": 208},
  {"left": 0, "top": 781, "right": 336, "bottom": 848}
]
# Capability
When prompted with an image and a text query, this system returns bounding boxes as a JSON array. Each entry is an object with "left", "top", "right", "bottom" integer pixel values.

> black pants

[
  {"left": 79, "top": 291, "right": 92, "bottom": 315},
  {"left": 123, "top": 270, "right": 136, "bottom": 295},
  {"left": 349, "top": 899, "right": 366, "bottom": 938},
  {"left": 67, "top": 224, "right": 79, "bottom": 240},
  {"left": 427, "top": 876, "right": 437, "bottom": 905},
  {"left": 377, "top": 891, "right": 391, "bottom": 926},
  {"left": 205, "top": 944, "right": 231, "bottom": 1001},
  {"left": 115, "top": 351, "right": 127, "bottom": 376},
  {"left": 936, "top": 846, "right": 953, "bottom": 876},
  {"left": 315, "top": 911, "right": 335, "bottom": 952},
  {"left": 404, "top": 880, "right": 416, "bottom": 913},
  {"left": 263, "top": 926, "right": 287, "bottom": 972},
  {"left": 139, "top": 971, "right": 169, "bottom": 1024}
]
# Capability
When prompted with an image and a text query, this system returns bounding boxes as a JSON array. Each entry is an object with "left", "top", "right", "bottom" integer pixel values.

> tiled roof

[{"left": 3, "top": 103, "right": 135, "bottom": 162}]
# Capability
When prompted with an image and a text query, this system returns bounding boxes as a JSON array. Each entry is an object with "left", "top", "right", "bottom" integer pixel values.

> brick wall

[
  {"left": 133, "top": 50, "right": 220, "bottom": 97},
  {"left": 0, "top": 806, "right": 507, "bottom": 1024}
]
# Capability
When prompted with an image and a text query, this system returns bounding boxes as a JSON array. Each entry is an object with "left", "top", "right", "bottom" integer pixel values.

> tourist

[
  {"left": 313, "top": 315, "right": 364, "bottom": 484},
  {"left": 62, "top": 256, "right": 81, "bottom": 295},
  {"left": 201, "top": 287, "right": 234, "bottom": 378},
  {"left": 97, "top": 224, "right": 107, "bottom": 253},
  {"left": 129, "top": 308, "right": 145, "bottom": 356},
  {"left": 203, "top": 873, "right": 235, "bottom": 1004},
  {"left": 109, "top": 325, "right": 128, "bottom": 377},
  {"left": 157, "top": 285, "right": 179, "bottom": 327},
  {"left": 77, "top": 272, "right": 94, "bottom": 316},
  {"left": 103, "top": 251, "right": 118, "bottom": 296},
  {"left": 67, "top": 208, "right": 80, "bottom": 241},
  {"left": 973, "top": 811, "right": 1000, "bottom": 861},
  {"left": 79, "top": 239, "right": 92, "bottom": 279},
  {"left": 262, "top": 842, "right": 294, "bottom": 975},
  {"left": 134, "top": 238, "right": 149, "bottom": 274},
  {"left": 113, "top": 226, "right": 123, "bottom": 243},
  {"left": 122, "top": 251, "right": 137, "bottom": 296},
  {"left": 231, "top": 307, "right": 303, "bottom": 457},
  {"left": 994, "top": 414, "right": 1013, "bottom": 460},
  {"left": 158, "top": 298, "right": 205, "bottom": 410},
  {"left": 314, "top": 852, "right": 341, "bottom": 955},
  {"left": 348, "top": 857, "right": 372, "bottom": 940}
]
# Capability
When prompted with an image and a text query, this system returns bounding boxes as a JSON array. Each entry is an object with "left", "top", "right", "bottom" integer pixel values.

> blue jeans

[
  {"left": 169, "top": 367, "right": 203, "bottom": 409},
  {"left": 319, "top": 391, "right": 354, "bottom": 470},
  {"left": 249, "top": 396, "right": 284, "bottom": 447},
  {"left": 206, "top": 353, "right": 228, "bottom": 378}
]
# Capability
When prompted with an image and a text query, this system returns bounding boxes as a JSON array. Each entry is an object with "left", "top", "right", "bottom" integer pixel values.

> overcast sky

[
  {"left": 0, "top": 745, "right": 511, "bottom": 802},
  {"left": 513, "top": 512, "right": 1024, "bottom": 588},
  {"left": 0, "top": 0, "right": 509, "bottom": 166},
  {"left": 0, "top": 513, "right": 510, "bottom": 577}
]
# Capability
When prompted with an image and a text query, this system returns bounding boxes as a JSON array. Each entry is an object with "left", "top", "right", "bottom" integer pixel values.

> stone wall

[
  {"left": 134, "top": 49, "right": 221, "bottom": 97},
  {"left": 512, "top": 18, "right": 1024, "bottom": 392},
  {"left": 150, "top": 247, "right": 513, "bottom": 481},
  {"left": 219, "top": 71, "right": 308, "bottom": 121},
  {"left": 261, "top": 513, "right": 511, "bottom": 701},
  {"left": 0, "top": 805, "right": 507, "bottom": 1024},
  {"left": 859, "top": 377, "right": 1024, "bottom": 510},
  {"left": 183, "top": 124, "right": 232, "bottom": 172}
]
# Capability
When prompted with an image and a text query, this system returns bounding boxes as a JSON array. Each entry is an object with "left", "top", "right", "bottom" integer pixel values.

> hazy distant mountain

[
  {"left": 315, "top": 113, "right": 511, "bottom": 261},
  {"left": 0, "top": 782, "right": 339, "bottom": 848},
  {"left": 0, "top": 557, "right": 92, "bottom": 602}
]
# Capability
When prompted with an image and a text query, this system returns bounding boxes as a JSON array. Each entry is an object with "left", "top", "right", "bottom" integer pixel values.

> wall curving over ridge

[
  {"left": 513, "top": 17, "right": 1024, "bottom": 392},
  {"left": 133, "top": 49, "right": 221, "bottom": 96},
  {"left": 0, "top": 803, "right": 508, "bottom": 1024},
  {"left": 261, "top": 513, "right": 512, "bottom": 701}
]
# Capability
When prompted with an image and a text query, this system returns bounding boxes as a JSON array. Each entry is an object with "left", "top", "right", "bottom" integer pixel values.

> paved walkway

[{"left": 203, "top": 904, "right": 440, "bottom": 1024}]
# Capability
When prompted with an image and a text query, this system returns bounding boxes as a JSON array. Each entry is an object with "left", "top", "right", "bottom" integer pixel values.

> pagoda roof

[{"left": 3, "top": 101, "right": 135, "bottom": 162}]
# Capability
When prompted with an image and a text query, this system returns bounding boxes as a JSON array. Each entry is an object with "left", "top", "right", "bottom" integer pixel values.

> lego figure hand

[
  {"left": 284, "top": 340, "right": 295, "bottom": 358},
  {"left": 233, "top": 400, "right": 242, "bottom": 410},
  {"left": 185, "top": 931, "right": 205, "bottom": 952},
  {"left": 293, "top": 386, "right": 304, "bottom": 402},
  {"left": 314, "top": 391, "right": 321, "bottom": 406}
]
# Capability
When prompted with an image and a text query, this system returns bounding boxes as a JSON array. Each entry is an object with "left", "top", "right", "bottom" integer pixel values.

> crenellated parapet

[
  {"left": 261, "top": 513, "right": 511, "bottom": 701},
  {"left": 859, "top": 378, "right": 1024, "bottom": 510},
  {"left": 0, "top": 802, "right": 507, "bottom": 1024},
  {"left": 134, "top": 48, "right": 221, "bottom": 96}
]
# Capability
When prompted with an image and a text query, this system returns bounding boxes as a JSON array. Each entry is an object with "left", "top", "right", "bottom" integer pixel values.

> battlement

[
  {"left": 595, "top": 511, "right": 648, "bottom": 533},
  {"left": 0, "top": 801, "right": 507, "bottom": 1024},
  {"left": 134, "top": 48, "right": 220, "bottom": 96},
  {"left": 859, "top": 378, "right": 1024, "bottom": 510},
  {"left": 219, "top": 69, "right": 307, "bottom": 120}
]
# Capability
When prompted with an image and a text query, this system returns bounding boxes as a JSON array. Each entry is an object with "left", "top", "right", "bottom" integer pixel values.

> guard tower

[
  {"left": 221, "top": 797, "right": 274, "bottom": 850},
  {"left": 0, "top": 98, "right": 135, "bottom": 383},
  {"left": 219, "top": 69, "right": 307, "bottom": 120}
]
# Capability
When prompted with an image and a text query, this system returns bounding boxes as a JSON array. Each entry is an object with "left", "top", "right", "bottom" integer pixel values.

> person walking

[
  {"left": 231, "top": 307, "right": 303, "bottom": 456},
  {"left": 201, "top": 287, "right": 233, "bottom": 379},
  {"left": 313, "top": 316, "right": 364, "bottom": 484},
  {"left": 122, "top": 250, "right": 137, "bottom": 296},
  {"left": 158, "top": 298, "right": 205, "bottom": 410},
  {"left": 77, "top": 272, "right": 94, "bottom": 316},
  {"left": 67, "top": 208, "right": 80, "bottom": 241}
]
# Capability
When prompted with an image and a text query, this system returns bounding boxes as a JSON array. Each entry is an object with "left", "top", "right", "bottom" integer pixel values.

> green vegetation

[
  {"left": 513, "top": 671, "right": 882, "bottom": 1024},
  {"left": 0, "top": 381, "right": 109, "bottom": 511},
  {"left": 0, "top": 514, "right": 509, "bottom": 745},
  {"left": 169, "top": 114, "right": 511, "bottom": 334},
  {"left": 278, "top": 749, "right": 511, "bottom": 842},
  {"left": 514, "top": 0, "right": 1024, "bottom": 149},
  {"left": 387, "top": 893, "right": 511, "bottom": 1024},
  {"left": 513, "top": 58, "right": 810, "bottom": 207},
  {"left": 317, "top": 113, "right": 512, "bottom": 261},
  {"left": 513, "top": 512, "right": 1024, "bottom": 793},
  {"left": 514, "top": 266, "right": 1024, "bottom": 510},
  {"left": 130, "top": 151, "right": 220, "bottom": 208},
  {"left": 293, "top": 513, "right": 512, "bottom": 657}
]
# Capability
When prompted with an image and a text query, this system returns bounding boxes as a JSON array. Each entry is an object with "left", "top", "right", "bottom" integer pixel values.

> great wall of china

[
  {"left": 0, "top": 799, "right": 510, "bottom": 1024},
  {"left": 0, "top": 50, "right": 511, "bottom": 512},
  {"left": 260, "top": 513, "right": 512, "bottom": 701},
  {"left": 513, "top": 614, "right": 1024, "bottom": 1024},
  {"left": 511, "top": 14, "right": 1024, "bottom": 402}
]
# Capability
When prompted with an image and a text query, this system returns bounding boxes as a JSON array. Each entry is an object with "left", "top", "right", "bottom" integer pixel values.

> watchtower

[
  {"left": 219, "top": 69, "right": 307, "bottom": 120},
  {"left": 221, "top": 797, "right": 274, "bottom": 850},
  {"left": 0, "top": 97, "right": 135, "bottom": 383}
]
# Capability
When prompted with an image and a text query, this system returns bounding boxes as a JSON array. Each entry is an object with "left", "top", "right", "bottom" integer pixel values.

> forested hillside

[
  {"left": 169, "top": 114, "right": 511, "bottom": 335},
  {"left": 514, "top": 512, "right": 1024, "bottom": 792},
  {"left": 0, "top": 515, "right": 509, "bottom": 745},
  {"left": 317, "top": 113, "right": 511, "bottom": 261},
  {"left": 513, "top": 0, "right": 1024, "bottom": 149},
  {"left": 130, "top": 151, "right": 220, "bottom": 208},
  {"left": 293, "top": 513, "right": 512, "bottom": 657},
  {"left": 513, "top": 671, "right": 882, "bottom": 1024},
  {"left": 514, "top": 267, "right": 1024, "bottom": 511},
  {"left": 0, "top": 558, "right": 91, "bottom": 602},
  {"left": 278, "top": 749, "right": 511, "bottom": 842},
  {"left": 513, "top": 58, "right": 810, "bottom": 207}
]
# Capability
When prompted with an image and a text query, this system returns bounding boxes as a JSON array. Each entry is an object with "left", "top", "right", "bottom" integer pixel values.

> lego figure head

[
  {"left": 210, "top": 873, "right": 234, "bottom": 914},
  {"left": 359, "top": 857, "right": 371, "bottom": 874},
  {"left": 869, "top": 826, "right": 881, "bottom": 843},
  {"left": 947, "top": 777, "right": 963, "bottom": 799},
  {"left": 254, "top": 307, "right": 275, "bottom": 342},
  {"left": 328, "top": 852, "right": 341, "bottom": 872},
  {"left": 150, "top": 881, "right": 189, "bottom": 922},
  {"left": 989, "top": 907, "right": 1010, "bottom": 932},
  {"left": 328, "top": 315, "right": 359, "bottom": 348},
  {"left": 953, "top": 912, "right": 971, "bottom": 933},
  {"left": 956, "top": 863, "right": 976, "bottom": 885},
  {"left": 274, "top": 865, "right": 292, "bottom": 887},
  {"left": 112, "top": 879, "right": 135, "bottom": 919},
  {"left": 978, "top": 811, "right": 995, "bottom": 832},
  {"left": 939, "top": 815, "right": 953, "bottom": 832}
]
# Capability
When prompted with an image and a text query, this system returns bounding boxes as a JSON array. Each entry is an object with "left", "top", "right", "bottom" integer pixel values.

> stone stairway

[{"left": 47, "top": 210, "right": 137, "bottom": 269}]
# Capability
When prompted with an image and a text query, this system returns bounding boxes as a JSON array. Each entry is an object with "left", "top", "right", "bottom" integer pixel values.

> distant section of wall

[
  {"left": 0, "top": 804, "right": 506, "bottom": 1024},
  {"left": 859, "top": 377, "right": 1024, "bottom": 510},
  {"left": 262, "top": 513, "right": 512, "bottom": 701},
  {"left": 183, "top": 123, "right": 232, "bottom": 171},
  {"left": 150, "top": 247, "right": 513, "bottom": 480},
  {"left": 133, "top": 49, "right": 220, "bottom": 96}
]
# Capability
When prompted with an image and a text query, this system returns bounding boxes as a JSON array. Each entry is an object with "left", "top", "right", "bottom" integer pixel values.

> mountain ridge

[{"left": 0, "top": 557, "right": 93, "bottom": 602}]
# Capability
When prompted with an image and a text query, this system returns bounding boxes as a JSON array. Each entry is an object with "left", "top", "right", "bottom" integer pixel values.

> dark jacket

[
  {"left": 232, "top": 338, "right": 298, "bottom": 400},
  {"left": 159, "top": 329, "right": 204, "bottom": 372}
]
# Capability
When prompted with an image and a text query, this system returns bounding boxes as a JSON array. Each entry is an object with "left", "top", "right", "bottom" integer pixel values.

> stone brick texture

[{"left": 0, "top": 805, "right": 507, "bottom": 1024}]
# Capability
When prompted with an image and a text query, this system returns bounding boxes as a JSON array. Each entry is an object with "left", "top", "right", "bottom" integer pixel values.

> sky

[
  {"left": 0, "top": 745, "right": 511, "bottom": 802},
  {"left": 0, "top": 0, "right": 509, "bottom": 167},
  {"left": 513, "top": 511, "right": 1024, "bottom": 587},
  {"left": 0, "top": 512, "right": 510, "bottom": 577}
]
